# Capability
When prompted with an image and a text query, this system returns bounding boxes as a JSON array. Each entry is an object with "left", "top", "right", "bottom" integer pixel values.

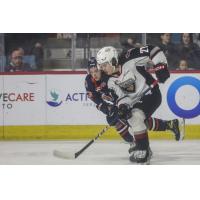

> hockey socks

[
  {"left": 115, "top": 119, "right": 134, "bottom": 143},
  {"left": 146, "top": 117, "right": 167, "bottom": 131},
  {"left": 146, "top": 118, "right": 181, "bottom": 140},
  {"left": 134, "top": 131, "right": 149, "bottom": 150}
]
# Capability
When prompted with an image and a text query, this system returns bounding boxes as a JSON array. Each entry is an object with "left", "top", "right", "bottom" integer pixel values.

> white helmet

[{"left": 96, "top": 46, "right": 118, "bottom": 71}]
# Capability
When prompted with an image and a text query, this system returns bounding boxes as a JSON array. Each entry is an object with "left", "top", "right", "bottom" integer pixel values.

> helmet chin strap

[{"left": 111, "top": 65, "right": 116, "bottom": 74}]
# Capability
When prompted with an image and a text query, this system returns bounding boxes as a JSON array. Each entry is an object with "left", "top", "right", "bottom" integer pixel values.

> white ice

[{"left": 0, "top": 140, "right": 200, "bottom": 165}]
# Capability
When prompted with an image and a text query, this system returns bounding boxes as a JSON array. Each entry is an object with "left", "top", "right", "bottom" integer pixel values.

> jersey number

[{"left": 140, "top": 46, "right": 149, "bottom": 54}]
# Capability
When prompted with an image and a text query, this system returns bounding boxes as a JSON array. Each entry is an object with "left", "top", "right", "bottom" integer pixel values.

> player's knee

[
  {"left": 115, "top": 119, "right": 128, "bottom": 133},
  {"left": 128, "top": 109, "right": 147, "bottom": 134}
]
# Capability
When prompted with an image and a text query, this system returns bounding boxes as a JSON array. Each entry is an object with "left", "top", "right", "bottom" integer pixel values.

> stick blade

[{"left": 53, "top": 150, "right": 75, "bottom": 159}]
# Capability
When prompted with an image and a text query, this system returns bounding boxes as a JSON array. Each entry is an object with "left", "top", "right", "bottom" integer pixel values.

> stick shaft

[
  {"left": 74, "top": 126, "right": 110, "bottom": 158},
  {"left": 141, "top": 80, "right": 159, "bottom": 98}
]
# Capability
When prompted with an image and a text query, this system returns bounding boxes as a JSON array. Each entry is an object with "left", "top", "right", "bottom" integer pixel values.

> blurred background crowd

[{"left": 1, "top": 33, "right": 200, "bottom": 72}]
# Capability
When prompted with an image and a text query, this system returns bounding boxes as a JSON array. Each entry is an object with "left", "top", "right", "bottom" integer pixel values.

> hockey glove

[
  {"left": 118, "top": 104, "right": 132, "bottom": 120},
  {"left": 96, "top": 103, "right": 110, "bottom": 115},
  {"left": 153, "top": 63, "right": 170, "bottom": 83},
  {"left": 101, "top": 93, "right": 114, "bottom": 102},
  {"left": 106, "top": 105, "right": 118, "bottom": 126}
]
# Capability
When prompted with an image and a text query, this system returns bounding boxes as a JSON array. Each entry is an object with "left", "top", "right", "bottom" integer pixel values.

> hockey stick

[
  {"left": 53, "top": 125, "right": 110, "bottom": 159},
  {"left": 141, "top": 80, "right": 159, "bottom": 98},
  {"left": 53, "top": 80, "right": 159, "bottom": 160}
]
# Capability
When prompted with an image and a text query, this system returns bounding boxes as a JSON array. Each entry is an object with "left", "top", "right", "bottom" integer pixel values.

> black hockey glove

[
  {"left": 106, "top": 105, "right": 118, "bottom": 126},
  {"left": 153, "top": 63, "right": 170, "bottom": 83},
  {"left": 96, "top": 102, "right": 110, "bottom": 115},
  {"left": 118, "top": 104, "right": 132, "bottom": 120}
]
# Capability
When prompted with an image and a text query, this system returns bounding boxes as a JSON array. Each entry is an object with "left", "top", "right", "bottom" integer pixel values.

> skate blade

[
  {"left": 129, "top": 158, "right": 151, "bottom": 165},
  {"left": 131, "top": 160, "right": 151, "bottom": 165},
  {"left": 140, "top": 160, "right": 151, "bottom": 165},
  {"left": 53, "top": 150, "right": 75, "bottom": 159}
]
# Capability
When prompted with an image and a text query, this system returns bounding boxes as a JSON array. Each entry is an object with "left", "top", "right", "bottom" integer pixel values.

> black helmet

[{"left": 87, "top": 57, "right": 97, "bottom": 70}]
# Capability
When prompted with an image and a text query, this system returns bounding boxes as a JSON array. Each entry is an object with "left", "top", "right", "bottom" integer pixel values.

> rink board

[
  {"left": 0, "top": 72, "right": 200, "bottom": 140},
  {"left": 1, "top": 124, "right": 200, "bottom": 140}
]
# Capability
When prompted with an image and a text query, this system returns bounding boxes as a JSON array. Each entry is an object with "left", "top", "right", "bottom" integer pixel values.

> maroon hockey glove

[
  {"left": 118, "top": 104, "right": 132, "bottom": 120},
  {"left": 153, "top": 63, "right": 170, "bottom": 83}
]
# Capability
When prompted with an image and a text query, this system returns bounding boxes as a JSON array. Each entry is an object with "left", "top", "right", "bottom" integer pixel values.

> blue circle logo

[{"left": 167, "top": 76, "right": 200, "bottom": 118}]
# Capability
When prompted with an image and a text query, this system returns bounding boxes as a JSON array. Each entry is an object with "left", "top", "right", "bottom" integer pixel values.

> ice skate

[
  {"left": 128, "top": 141, "right": 136, "bottom": 154},
  {"left": 167, "top": 119, "right": 181, "bottom": 141},
  {"left": 129, "top": 147, "right": 152, "bottom": 165}
]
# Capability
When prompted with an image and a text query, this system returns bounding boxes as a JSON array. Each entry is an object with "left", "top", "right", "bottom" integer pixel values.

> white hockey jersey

[{"left": 107, "top": 45, "right": 167, "bottom": 107}]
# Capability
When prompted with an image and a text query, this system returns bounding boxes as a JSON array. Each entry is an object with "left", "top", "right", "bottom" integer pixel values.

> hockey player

[
  {"left": 96, "top": 46, "right": 180, "bottom": 164},
  {"left": 86, "top": 56, "right": 181, "bottom": 158},
  {"left": 85, "top": 57, "right": 135, "bottom": 152}
]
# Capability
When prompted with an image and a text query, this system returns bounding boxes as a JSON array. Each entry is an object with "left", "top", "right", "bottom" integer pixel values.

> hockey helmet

[
  {"left": 96, "top": 46, "right": 118, "bottom": 71},
  {"left": 87, "top": 57, "right": 97, "bottom": 70}
]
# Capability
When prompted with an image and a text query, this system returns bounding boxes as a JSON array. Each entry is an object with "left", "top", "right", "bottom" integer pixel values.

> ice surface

[{"left": 0, "top": 140, "right": 200, "bottom": 165}]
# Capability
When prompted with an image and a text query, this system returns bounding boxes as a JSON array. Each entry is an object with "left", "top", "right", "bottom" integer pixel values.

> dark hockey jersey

[
  {"left": 118, "top": 45, "right": 164, "bottom": 66},
  {"left": 85, "top": 72, "right": 111, "bottom": 106}
]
